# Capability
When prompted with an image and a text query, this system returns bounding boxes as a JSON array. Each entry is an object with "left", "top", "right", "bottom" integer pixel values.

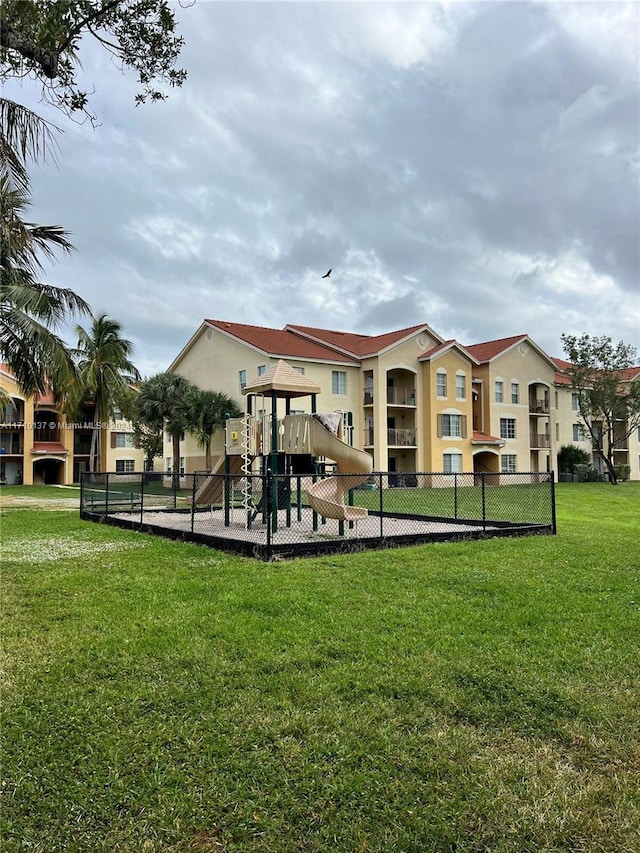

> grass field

[{"left": 1, "top": 483, "right": 639, "bottom": 852}]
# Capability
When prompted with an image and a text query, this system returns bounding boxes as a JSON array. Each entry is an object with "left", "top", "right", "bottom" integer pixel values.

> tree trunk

[
  {"left": 89, "top": 426, "right": 99, "bottom": 473},
  {"left": 205, "top": 440, "right": 211, "bottom": 472},
  {"left": 172, "top": 432, "right": 181, "bottom": 490}
]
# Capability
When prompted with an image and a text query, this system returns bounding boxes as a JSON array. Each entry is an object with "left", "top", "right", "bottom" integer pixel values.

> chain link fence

[{"left": 81, "top": 470, "right": 555, "bottom": 560}]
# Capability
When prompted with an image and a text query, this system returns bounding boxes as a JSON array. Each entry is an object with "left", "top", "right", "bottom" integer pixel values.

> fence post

[
  {"left": 105, "top": 473, "right": 109, "bottom": 518},
  {"left": 454, "top": 473, "right": 458, "bottom": 519},
  {"left": 481, "top": 472, "right": 486, "bottom": 532},
  {"left": 140, "top": 471, "right": 145, "bottom": 527},
  {"left": 80, "top": 471, "right": 85, "bottom": 514},
  {"left": 191, "top": 473, "right": 196, "bottom": 533},
  {"left": 550, "top": 470, "right": 557, "bottom": 534},
  {"left": 379, "top": 471, "right": 384, "bottom": 544},
  {"left": 265, "top": 469, "right": 272, "bottom": 558}
]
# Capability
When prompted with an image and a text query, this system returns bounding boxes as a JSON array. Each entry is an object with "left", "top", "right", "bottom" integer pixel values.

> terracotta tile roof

[
  {"left": 619, "top": 366, "right": 640, "bottom": 382},
  {"left": 464, "top": 334, "right": 527, "bottom": 363},
  {"left": 285, "top": 323, "right": 432, "bottom": 356},
  {"left": 552, "top": 357, "right": 573, "bottom": 371},
  {"left": 419, "top": 340, "right": 479, "bottom": 363},
  {"left": 552, "top": 358, "right": 640, "bottom": 384},
  {"left": 32, "top": 442, "right": 68, "bottom": 453},
  {"left": 554, "top": 372, "right": 572, "bottom": 386},
  {"left": 471, "top": 431, "right": 504, "bottom": 445},
  {"left": 205, "top": 320, "right": 359, "bottom": 364}
]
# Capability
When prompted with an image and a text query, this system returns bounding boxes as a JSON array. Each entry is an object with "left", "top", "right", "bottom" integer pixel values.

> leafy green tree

[
  {"left": 557, "top": 444, "right": 592, "bottom": 475},
  {"left": 561, "top": 334, "right": 640, "bottom": 484},
  {"left": 73, "top": 313, "right": 140, "bottom": 472},
  {"left": 119, "top": 384, "right": 162, "bottom": 471},
  {"left": 0, "top": 101, "right": 90, "bottom": 397},
  {"left": 1, "top": 0, "right": 187, "bottom": 120},
  {"left": 136, "top": 372, "right": 196, "bottom": 486},
  {"left": 177, "top": 387, "right": 242, "bottom": 471}
]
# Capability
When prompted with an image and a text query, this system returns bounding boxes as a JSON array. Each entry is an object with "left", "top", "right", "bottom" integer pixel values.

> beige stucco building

[
  {"left": 164, "top": 320, "right": 570, "bottom": 479},
  {"left": 0, "top": 364, "right": 144, "bottom": 485}
]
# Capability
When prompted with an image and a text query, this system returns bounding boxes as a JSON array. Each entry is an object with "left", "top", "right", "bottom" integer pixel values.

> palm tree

[
  {"left": 178, "top": 387, "right": 242, "bottom": 471},
  {"left": 0, "top": 97, "right": 90, "bottom": 397},
  {"left": 73, "top": 314, "right": 140, "bottom": 472},
  {"left": 136, "top": 372, "right": 196, "bottom": 487}
]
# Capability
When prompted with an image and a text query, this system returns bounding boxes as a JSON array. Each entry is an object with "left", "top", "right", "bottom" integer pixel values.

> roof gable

[{"left": 286, "top": 322, "right": 442, "bottom": 357}]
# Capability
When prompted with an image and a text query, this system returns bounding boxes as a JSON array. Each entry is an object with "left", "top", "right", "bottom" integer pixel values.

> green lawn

[{"left": 1, "top": 483, "right": 639, "bottom": 852}]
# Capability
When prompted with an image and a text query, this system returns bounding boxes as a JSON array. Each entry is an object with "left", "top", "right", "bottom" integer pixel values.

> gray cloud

[{"left": 5, "top": 1, "right": 638, "bottom": 376}]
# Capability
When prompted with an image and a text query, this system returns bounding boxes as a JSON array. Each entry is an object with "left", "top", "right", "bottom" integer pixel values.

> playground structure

[
  {"left": 193, "top": 360, "right": 373, "bottom": 531},
  {"left": 80, "top": 360, "right": 557, "bottom": 560}
]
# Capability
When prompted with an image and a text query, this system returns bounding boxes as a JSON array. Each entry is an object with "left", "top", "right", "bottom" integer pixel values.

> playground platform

[{"left": 80, "top": 470, "right": 556, "bottom": 560}]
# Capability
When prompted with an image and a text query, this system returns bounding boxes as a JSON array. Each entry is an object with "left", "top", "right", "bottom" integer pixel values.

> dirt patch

[{"left": 0, "top": 495, "right": 80, "bottom": 511}]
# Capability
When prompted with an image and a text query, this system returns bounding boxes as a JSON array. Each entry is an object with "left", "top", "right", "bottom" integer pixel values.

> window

[
  {"left": 571, "top": 393, "right": 580, "bottom": 411},
  {"left": 257, "top": 365, "right": 266, "bottom": 375},
  {"left": 294, "top": 366, "right": 305, "bottom": 375},
  {"left": 511, "top": 382, "right": 519, "bottom": 404},
  {"left": 115, "top": 459, "right": 135, "bottom": 474},
  {"left": 112, "top": 432, "right": 135, "bottom": 448},
  {"left": 501, "top": 454, "right": 517, "bottom": 473},
  {"left": 166, "top": 457, "right": 185, "bottom": 475},
  {"left": 495, "top": 381, "right": 504, "bottom": 402},
  {"left": 165, "top": 457, "right": 172, "bottom": 472},
  {"left": 436, "top": 370, "right": 447, "bottom": 397},
  {"left": 573, "top": 423, "right": 586, "bottom": 442},
  {"left": 239, "top": 369, "right": 247, "bottom": 391},
  {"left": 332, "top": 371, "right": 347, "bottom": 395},
  {"left": 438, "top": 413, "right": 467, "bottom": 438},
  {"left": 554, "top": 392, "right": 559, "bottom": 409},
  {"left": 456, "top": 373, "right": 466, "bottom": 400},
  {"left": 112, "top": 407, "right": 122, "bottom": 421},
  {"left": 556, "top": 423, "right": 560, "bottom": 441},
  {"left": 500, "top": 417, "right": 516, "bottom": 439},
  {"left": 443, "top": 452, "right": 463, "bottom": 474}
]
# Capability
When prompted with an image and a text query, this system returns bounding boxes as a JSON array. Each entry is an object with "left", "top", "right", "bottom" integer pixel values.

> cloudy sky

[{"left": 7, "top": 1, "right": 640, "bottom": 376}]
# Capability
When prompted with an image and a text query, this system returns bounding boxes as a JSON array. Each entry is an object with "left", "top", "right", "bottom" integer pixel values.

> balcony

[
  {"left": 530, "top": 434, "right": 551, "bottom": 449},
  {"left": 387, "top": 388, "right": 416, "bottom": 407},
  {"left": 364, "top": 429, "right": 374, "bottom": 446},
  {"left": 387, "top": 428, "right": 417, "bottom": 447},
  {"left": 363, "top": 390, "right": 374, "bottom": 406},
  {"left": 529, "top": 399, "right": 550, "bottom": 414}
]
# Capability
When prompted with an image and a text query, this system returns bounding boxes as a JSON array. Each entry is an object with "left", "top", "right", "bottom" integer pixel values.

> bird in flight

[{"left": 322, "top": 269, "right": 332, "bottom": 279}]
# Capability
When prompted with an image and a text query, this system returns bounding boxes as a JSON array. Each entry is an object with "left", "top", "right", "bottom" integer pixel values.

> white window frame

[
  {"left": 511, "top": 382, "right": 519, "bottom": 404},
  {"left": 239, "top": 369, "right": 247, "bottom": 392},
  {"left": 443, "top": 452, "right": 463, "bottom": 474},
  {"left": 495, "top": 380, "right": 504, "bottom": 403},
  {"left": 332, "top": 371, "right": 347, "bottom": 395},
  {"left": 501, "top": 454, "right": 517, "bottom": 473},
  {"left": 436, "top": 370, "right": 447, "bottom": 398},
  {"left": 500, "top": 417, "right": 516, "bottom": 440},
  {"left": 115, "top": 459, "right": 135, "bottom": 474},
  {"left": 456, "top": 372, "right": 466, "bottom": 400}
]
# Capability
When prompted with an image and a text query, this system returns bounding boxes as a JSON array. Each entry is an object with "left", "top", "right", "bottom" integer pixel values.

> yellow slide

[
  {"left": 305, "top": 417, "right": 373, "bottom": 521},
  {"left": 194, "top": 455, "right": 244, "bottom": 505}
]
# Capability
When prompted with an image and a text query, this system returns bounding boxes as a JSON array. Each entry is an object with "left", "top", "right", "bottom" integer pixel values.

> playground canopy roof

[{"left": 243, "top": 359, "right": 322, "bottom": 399}]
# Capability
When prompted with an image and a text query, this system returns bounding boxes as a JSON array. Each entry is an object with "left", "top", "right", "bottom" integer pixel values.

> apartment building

[
  {"left": 0, "top": 364, "right": 144, "bottom": 485},
  {"left": 165, "top": 320, "right": 562, "bottom": 478},
  {"left": 553, "top": 358, "right": 640, "bottom": 481}
]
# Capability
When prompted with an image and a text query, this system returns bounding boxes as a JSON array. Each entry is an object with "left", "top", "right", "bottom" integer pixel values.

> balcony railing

[
  {"left": 529, "top": 399, "right": 550, "bottom": 414},
  {"left": 530, "top": 434, "right": 551, "bottom": 448},
  {"left": 363, "top": 390, "right": 374, "bottom": 405},
  {"left": 364, "top": 429, "right": 374, "bottom": 446},
  {"left": 387, "top": 428, "right": 417, "bottom": 447},
  {"left": 387, "top": 388, "right": 416, "bottom": 407}
]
